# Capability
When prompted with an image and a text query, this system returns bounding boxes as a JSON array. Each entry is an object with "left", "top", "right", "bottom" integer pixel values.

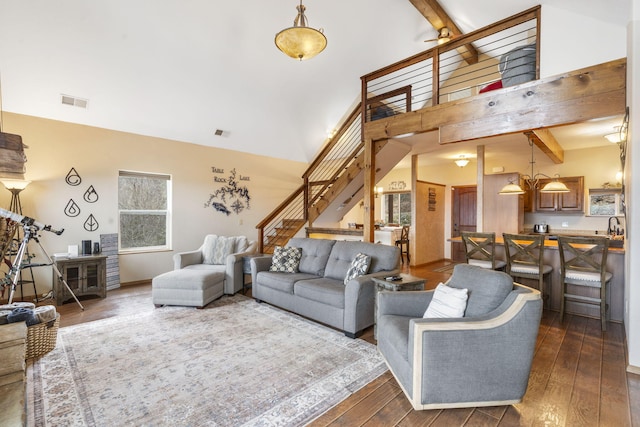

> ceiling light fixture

[
  {"left": 275, "top": 1, "right": 326, "bottom": 61},
  {"left": 499, "top": 133, "right": 570, "bottom": 195},
  {"left": 454, "top": 155, "right": 469, "bottom": 168}
]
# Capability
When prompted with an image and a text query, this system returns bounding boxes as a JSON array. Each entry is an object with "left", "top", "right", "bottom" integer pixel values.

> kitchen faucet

[{"left": 608, "top": 216, "right": 620, "bottom": 235}]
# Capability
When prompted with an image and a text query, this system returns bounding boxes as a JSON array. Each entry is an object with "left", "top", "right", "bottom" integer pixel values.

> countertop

[{"left": 449, "top": 235, "right": 625, "bottom": 253}]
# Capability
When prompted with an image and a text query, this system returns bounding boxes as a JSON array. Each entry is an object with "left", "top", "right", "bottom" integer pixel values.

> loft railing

[
  {"left": 256, "top": 103, "right": 363, "bottom": 253},
  {"left": 361, "top": 6, "right": 540, "bottom": 126}
]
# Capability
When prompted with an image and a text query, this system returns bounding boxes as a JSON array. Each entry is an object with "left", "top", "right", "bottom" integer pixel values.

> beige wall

[
  {"left": 2, "top": 113, "right": 307, "bottom": 294},
  {"left": 413, "top": 181, "right": 445, "bottom": 266}
]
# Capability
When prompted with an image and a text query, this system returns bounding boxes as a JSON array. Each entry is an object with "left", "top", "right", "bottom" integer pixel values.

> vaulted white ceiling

[{"left": 0, "top": 0, "right": 631, "bottom": 164}]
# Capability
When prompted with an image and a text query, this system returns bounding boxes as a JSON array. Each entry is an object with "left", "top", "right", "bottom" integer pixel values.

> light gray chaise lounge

[
  {"left": 251, "top": 237, "right": 401, "bottom": 338},
  {"left": 152, "top": 235, "right": 257, "bottom": 308},
  {"left": 377, "top": 264, "right": 542, "bottom": 410}
]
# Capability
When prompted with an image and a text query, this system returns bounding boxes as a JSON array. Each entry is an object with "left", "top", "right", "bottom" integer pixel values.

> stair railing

[{"left": 256, "top": 103, "right": 364, "bottom": 253}]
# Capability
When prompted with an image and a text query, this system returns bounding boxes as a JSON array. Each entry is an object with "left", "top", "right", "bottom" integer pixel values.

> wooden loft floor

[{"left": 50, "top": 262, "right": 640, "bottom": 427}]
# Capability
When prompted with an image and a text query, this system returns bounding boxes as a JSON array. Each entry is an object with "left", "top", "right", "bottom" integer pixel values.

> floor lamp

[{"left": 1, "top": 179, "right": 39, "bottom": 302}]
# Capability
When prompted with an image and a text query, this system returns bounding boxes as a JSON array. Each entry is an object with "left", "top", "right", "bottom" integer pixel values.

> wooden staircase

[{"left": 256, "top": 102, "right": 410, "bottom": 253}]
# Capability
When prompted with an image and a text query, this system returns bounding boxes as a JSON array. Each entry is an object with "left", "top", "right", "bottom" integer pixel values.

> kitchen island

[
  {"left": 451, "top": 235, "right": 625, "bottom": 322},
  {"left": 306, "top": 227, "right": 402, "bottom": 246}
]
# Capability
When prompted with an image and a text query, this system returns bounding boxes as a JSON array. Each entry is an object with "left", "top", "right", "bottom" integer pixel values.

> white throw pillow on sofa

[{"left": 423, "top": 283, "right": 468, "bottom": 318}]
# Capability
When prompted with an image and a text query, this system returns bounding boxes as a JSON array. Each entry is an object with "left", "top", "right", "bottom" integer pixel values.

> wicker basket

[{"left": 25, "top": 313, "right": 60, "bottom": 359}]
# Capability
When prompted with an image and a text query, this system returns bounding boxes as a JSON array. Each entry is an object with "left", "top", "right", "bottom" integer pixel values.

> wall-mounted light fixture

[
  {"left": 604, "top": 126, "right": 626, "bottom": 144},
  {"left": 374, "top": 186, "right": 384, "bottom": 198},
  {"left": 454, "top": 155, "right": 470, "bottom": 168}
]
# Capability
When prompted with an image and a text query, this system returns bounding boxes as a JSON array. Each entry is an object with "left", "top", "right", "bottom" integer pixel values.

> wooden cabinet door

[
  {"left": 535, "top": 184, "right": 557, "bottom": 211},
  {"left": 535, "top": 176, "right": 584, "bottom": 212},
  {"left": 558, "top": 176, "right": 584, "bottom": 211}
]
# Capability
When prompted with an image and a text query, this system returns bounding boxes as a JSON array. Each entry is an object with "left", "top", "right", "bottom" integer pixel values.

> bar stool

[
  {"left": 460, "top": 231, "right": 506, "bottom": 270},
  {"left": 395, "top": 225, "right": 410, "bottom": 264},
  {"left": 558, "top": 236, "right": 612, "bottom": 331},
  {"left": 503, "top": 233, "right": 553, "bottom": 302}
]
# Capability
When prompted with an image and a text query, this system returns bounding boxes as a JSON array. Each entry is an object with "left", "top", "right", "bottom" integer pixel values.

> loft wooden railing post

[{"left": 432, "top": 48, "right": 440, "bottom": 107}]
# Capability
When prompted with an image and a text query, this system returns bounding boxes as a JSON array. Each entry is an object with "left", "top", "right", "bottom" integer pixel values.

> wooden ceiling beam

[
  {"left": 363, "top": 59, "right": 627, "bottom": 148},
  {"left": 526, "top": 128, "right": 564, "bottom": 164},
  {"left": 408, "top": 0, "right": 479, "bottom": 65}
]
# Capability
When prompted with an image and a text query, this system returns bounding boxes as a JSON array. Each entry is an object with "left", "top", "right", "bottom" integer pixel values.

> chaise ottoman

[{"left": 152, "top": 269, "right": 225, "bottom": 308}]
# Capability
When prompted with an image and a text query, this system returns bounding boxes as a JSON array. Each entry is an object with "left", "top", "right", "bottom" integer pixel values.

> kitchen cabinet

[
  {"left": 535, "top": 176, "right": 584, "bottom": 213},
  {"left": 53, "top": 255, "right": 107, "bottom": 305}
]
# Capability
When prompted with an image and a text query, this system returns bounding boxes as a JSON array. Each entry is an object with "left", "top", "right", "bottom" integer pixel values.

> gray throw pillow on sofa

[
  {"left": 270, "top": 246, "right": 302, "bottom": 273},
  {"left": 343, "top": 252, "right": 371, "bottom": 284},
  {"left": 447, "top": 264, "right": 512, "bottom": 317}
]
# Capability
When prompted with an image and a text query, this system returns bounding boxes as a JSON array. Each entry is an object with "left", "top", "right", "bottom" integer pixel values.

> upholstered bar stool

[
  {"left": 503, "top": 233, "right": 553, "bottom": 302},
  {"left": 460, "top": 231, "right": 506, "bottom": 271},
  {"left": 558, "top": 236, "right": 612, "bottom": 331}
]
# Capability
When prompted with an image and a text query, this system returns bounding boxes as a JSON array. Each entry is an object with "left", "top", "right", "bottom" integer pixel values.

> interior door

[{"left": 451, "top": 186, "right": 477, "bottom": 262}]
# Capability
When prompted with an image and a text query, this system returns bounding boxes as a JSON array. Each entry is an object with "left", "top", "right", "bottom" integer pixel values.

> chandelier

[
  {"left": 275, "top": 1, "right": 327, "bottom": 61},
  {"left": 499, "top": 133, "right": 570, "bottom": 195}
]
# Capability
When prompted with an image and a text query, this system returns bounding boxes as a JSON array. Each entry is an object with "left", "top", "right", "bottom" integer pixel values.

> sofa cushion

[
  {"left": 294, "top": 278, "right": 345, "bottom": 308},
  {"left": 287, "top": 238, "right": 336, "bottom": 276},
  {"left": 447, "top": 264, "right": 513, "bottom": 317},
  {"left": 202, "top": 235, "right": 234, "bottom": 265},
  {"left": 270, "top": 246, "right": 302, "bottom": 273},
  {"left": 325, "top": 241, "right": 399, "bottom": 281},
  {"left": 343, "top": 253, "right": 371, "bottom": 284},
  {"left": 423, "top": 283, "right": 468, "bottom": 318},
  {"left": 257, "top": 271, "right": 320, "bottom": 294},
  {"left": 183, "top": 264, "right": 225, "bottom": 272}
]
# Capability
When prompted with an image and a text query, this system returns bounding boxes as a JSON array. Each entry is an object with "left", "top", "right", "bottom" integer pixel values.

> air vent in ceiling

[
  {"left": 214, "top": 129, "right": 224, "bottom": 136},
  {"left": 61, "top": 94, "right": 88, "bottom": 109}
]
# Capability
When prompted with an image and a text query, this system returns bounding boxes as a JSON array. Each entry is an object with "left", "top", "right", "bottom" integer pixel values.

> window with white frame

[{"left": 118, "top": 171, "right": 171, "bottom": 252}]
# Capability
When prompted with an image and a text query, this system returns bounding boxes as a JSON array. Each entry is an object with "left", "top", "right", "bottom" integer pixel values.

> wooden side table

[{"left": 372, "top": 273, "right": 427, "bottom": 339}]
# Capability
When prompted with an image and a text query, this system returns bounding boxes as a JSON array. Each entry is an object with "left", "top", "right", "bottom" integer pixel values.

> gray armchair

[
  {"left": 173, "top": 235, "right": 257, "bottom": 294},
  {"left": 376, "top": 264, "right": 542, "bottom": 410}
]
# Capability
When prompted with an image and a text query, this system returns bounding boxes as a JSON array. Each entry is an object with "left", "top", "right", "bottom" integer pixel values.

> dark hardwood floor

[{"left": 47, "top": 261, "right": 639, "bottom": 426}]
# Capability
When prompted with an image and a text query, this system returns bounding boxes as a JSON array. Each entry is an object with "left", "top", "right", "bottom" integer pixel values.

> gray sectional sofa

[{"left": 251, "top": 238, "right": 401, "bottom": 338}]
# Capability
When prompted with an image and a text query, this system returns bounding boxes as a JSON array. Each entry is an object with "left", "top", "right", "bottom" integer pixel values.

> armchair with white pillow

[
  {"left": 376, "top": 264, "right": 542, "bottom": 410},
  {"left": 174, "top": 234, "right": 258, "bottom": 294}
]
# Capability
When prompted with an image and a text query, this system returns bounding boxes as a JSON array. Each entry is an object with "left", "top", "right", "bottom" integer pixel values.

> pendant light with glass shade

[
  {"left": 275, "top": 1, "right": 327, "bottom": 61},
  {"left": 499, "top": 133, "right": 570, "bottom": 195}
]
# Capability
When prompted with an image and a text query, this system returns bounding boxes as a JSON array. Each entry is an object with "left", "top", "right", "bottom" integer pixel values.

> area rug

[{"left": 26, "top": 295, "right": 387, "bottom": 426}]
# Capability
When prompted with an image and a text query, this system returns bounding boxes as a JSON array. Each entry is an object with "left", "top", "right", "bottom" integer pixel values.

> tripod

[{"left": 7, "top": 223, "right": 84, "bottom": 310}]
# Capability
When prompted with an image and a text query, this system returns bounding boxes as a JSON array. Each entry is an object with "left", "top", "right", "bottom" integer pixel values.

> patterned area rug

[{"left": 26, "top": 295, "right": 386, "bottom": 426}]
